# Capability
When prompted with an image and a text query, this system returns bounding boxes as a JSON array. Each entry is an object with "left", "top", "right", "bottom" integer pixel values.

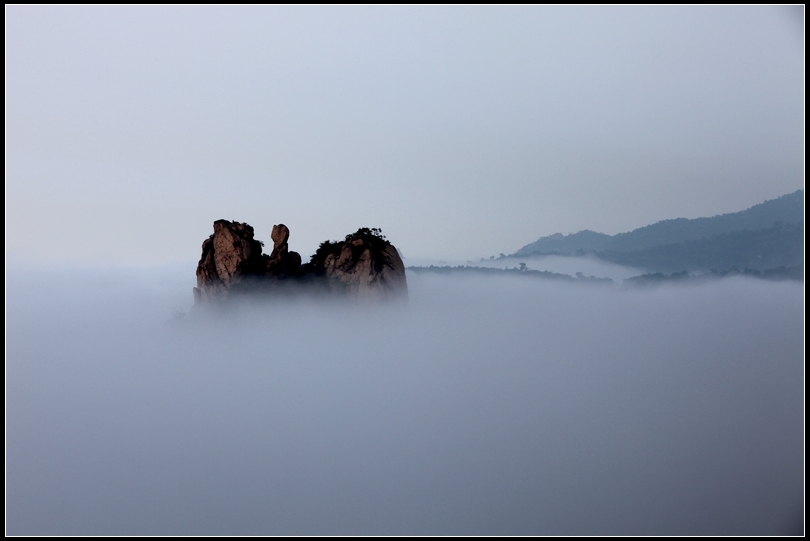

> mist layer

[{"left": 6, "top": 266, "right": 804, "bottom": 534}]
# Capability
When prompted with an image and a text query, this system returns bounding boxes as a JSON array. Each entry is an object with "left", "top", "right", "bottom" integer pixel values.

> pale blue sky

[{"left": 6, "top": 6, "right": 804, "bottom": 264}]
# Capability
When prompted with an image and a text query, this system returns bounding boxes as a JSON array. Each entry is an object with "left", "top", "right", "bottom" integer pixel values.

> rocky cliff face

[
  {"left": 193, "top": 222, "right": 406, "bottom": 305},
  {"left": 193, "top": 220, "right": 267, "bottom": 304},
  {"left": 322, "top": 229, "right": 407, "bottom": 299}
]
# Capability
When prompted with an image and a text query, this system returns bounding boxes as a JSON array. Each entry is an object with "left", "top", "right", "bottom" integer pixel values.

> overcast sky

[{"left": 6, "top": 6, "right": 804, "bottom": 264}]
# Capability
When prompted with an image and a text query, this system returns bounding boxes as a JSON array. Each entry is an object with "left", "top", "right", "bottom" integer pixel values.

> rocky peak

[
  {"left": 269, "top": 224, "right": 289, "bottom": 260},
  {"left": 321, "top": 228, "right": 407, "bottom": 299},
  {"left": 266, "top": 223, "right": 302, "bottom": 276},
  {"left": 193, "top": 220, "right": 266, "bottom": 304},
  {"left": 193, "top": 222, "right": 406, "bottom": 305}
]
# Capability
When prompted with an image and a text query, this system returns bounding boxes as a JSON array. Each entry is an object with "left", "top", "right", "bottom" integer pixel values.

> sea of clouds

[{"left": 6, "top": 264, "right": 804, "bottom": 535}]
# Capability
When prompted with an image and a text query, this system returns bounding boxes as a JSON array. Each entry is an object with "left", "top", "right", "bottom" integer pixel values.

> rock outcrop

[
  {"left": 321, "top": 229, "right": 407, "bottom": 299},
  {"left": 193, "top": 222, "right": 407, "bottom": 305},
  {"left": 193, "top": 220, "right": 266, "bottom": 304},
  {"left": 266, "top": 224, "right": 302, "bottom": 276}
]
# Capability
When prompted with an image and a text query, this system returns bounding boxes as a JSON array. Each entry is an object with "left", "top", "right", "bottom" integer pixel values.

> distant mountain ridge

[
  {"left": 514, "top": 190, "right": 804, "bottom": 257},
  {"left": 512, "top": 190, "right": 804, "bottom": 274},
  {"left": 599, "top": 222, "right": 803, "bottom": 273}
]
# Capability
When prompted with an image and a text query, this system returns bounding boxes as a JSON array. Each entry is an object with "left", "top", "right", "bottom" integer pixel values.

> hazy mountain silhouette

[
  {"left": 512, "top": 190, "right": 804, "bottom": 273},
  {"left": 515, "top": 190, "right": 803, "bottom": 256},
  {"left": 602, "top": 222, "right": 803, "bottom": 273}
]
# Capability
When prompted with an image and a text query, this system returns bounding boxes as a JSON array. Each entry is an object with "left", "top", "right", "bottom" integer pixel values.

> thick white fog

[{"left": 6, "top": 266, "right": 804, "bottom": 535}]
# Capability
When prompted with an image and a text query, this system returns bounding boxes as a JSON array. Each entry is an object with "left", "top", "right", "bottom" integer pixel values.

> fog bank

[
  {"left": 6, "top": 266, "right": 804, "bottom": 534},
  {"left": 471, "top": 253, "right": 645, "bottom": 282}
]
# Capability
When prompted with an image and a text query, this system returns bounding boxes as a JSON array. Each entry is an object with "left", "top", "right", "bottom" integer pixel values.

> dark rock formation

[
  {"left": 320, "top": 228, "right": 407, "bottom": 299},
  {"left": 266, "top": 224, "right": 302, "bottom": 277},
  {"left": 193, "top": 222, "right": 407, "bottom": 305},
  {"left": 193, "top": 220, "right": 267, "bottom": 304}
]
